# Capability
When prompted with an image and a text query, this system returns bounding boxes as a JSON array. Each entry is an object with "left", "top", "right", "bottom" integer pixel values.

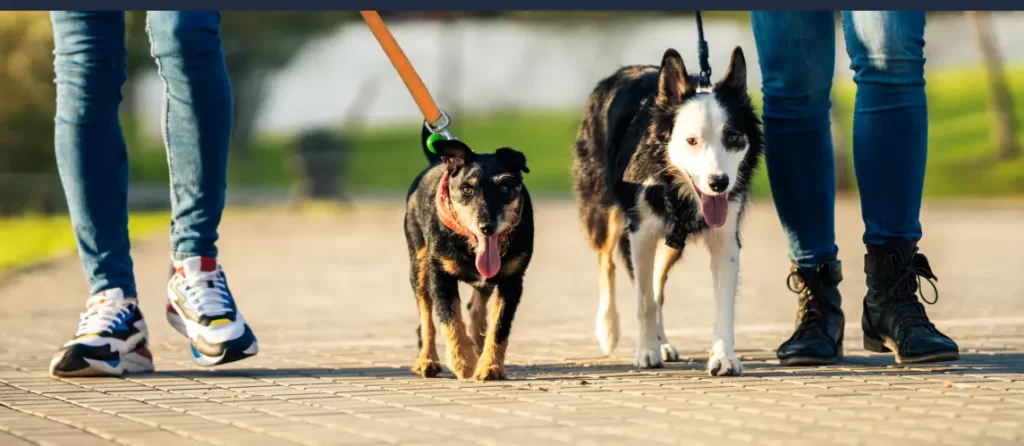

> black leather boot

[
  {"left": 862, "top": 240, "right": 959, "bottom": 364},
  {"left": 777, "top": 259, "right": 845, "bottom": 366}
]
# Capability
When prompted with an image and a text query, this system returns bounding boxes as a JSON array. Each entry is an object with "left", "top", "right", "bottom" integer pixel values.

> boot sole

[
  {"left": 778, "top": 340, "right": 844, "bottom": 367},
  {"left": 779, "top": 348, "right": 843, "bottom": 366},
  {"left": 863, "top": 334, "right": 960, "bottom": 364},
  {"left": 779, "top": 355, "right": 840, "bottom": 366}
]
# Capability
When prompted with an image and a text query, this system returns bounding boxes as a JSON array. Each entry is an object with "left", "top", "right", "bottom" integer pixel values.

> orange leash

[{"left": 360, "top": 11, "right": 452, "bottom": 138}]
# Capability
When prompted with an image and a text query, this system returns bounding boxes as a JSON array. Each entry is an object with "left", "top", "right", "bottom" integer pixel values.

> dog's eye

[
  {"left": 499, "top": 186, "right": 508, "bottom": 194},
  {"left": 685, "top": 137, "right": 698, "bottom": 146},
  {"left": 461, "top": 185, "right": 474, "bottom": 196},
  {"left": 725, "top": 133, "right": 742, "bottom": 144}
]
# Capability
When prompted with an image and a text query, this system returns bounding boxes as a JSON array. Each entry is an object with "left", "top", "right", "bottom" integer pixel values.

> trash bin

[{"left": 291, "top": 129, "right": 349, "bottom": 203}]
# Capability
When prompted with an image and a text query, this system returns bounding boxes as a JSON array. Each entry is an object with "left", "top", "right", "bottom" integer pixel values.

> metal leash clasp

[{"left": 425, "top": 110, "right": 454, "bottom": 140}]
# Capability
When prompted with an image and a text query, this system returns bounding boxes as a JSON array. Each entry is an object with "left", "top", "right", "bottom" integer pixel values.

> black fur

[
  {"left": 572, "top": 46, "right": 763, "bottom": 271},
  {"left": 405, "top": 127, "right": 534, "bottom": 378}
]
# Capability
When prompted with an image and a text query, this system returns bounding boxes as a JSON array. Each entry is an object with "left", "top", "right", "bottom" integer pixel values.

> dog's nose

[
  {"left": 707, "top": 174, "right": 730, "bottom": 193},
  {"left": 479, "top": 222, "right": 497, "bottom": 236}
]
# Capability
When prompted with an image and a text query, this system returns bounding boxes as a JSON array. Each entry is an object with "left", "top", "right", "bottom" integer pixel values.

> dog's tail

[{"left": 420, "top": 126, "right": 442, "bottom": 165}]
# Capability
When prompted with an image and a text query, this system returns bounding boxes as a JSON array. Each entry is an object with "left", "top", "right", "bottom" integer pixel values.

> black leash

[
  {"left": 664, "top": 11, "right": 716, "bottom": 251},
  {"left": 695, "top": 10, "right": 713, "bottom": 91}
]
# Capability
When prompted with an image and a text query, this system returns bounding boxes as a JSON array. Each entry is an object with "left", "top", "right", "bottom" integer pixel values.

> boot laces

[
  {"left": 885, "top": 251, "right": 939, "bottom": 330},
  {"left": 787, "top": 270, "right": 838, "bottom": 338}
]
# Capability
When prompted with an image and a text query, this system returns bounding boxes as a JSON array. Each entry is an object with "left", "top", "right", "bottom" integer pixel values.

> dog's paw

[
  {"left": 707, "top": 348, "right": 743, "bottom": 377},
  {"left": 471, "top": 364, "right": 507, "bottom": 381},
  {"left": 595, "top": 308, "right": 620, "bottom": 355},
  {"left": 447, "top": 345, "right": 479, "bottom": 380},
  {"left": 661, "top": 343, "right": 680, "bottom": 362},
  {"left": 634, "top": 337, "right": 664, "bottom": 369},
  {"left": 449, "top": 357, "right": 478, "bottom": 380},
  {"left": 411, "top": 359, "right": 442, "bottom": 378}
]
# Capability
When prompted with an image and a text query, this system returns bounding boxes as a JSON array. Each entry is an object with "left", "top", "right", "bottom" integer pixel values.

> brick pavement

[{"left": 1, "top": 198, "right": 1023, "bottom": 445}]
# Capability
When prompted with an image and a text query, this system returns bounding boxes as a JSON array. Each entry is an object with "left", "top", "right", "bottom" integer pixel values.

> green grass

[
  {"left": 7, "top": 67, "right": 1020, "bottom": 272},
  {"left": 347, "top": 110, "right": 581, "bottom": 193},
  {"left": 834, "top": 67, "right": 1024, "bottom": 197},
  {"left": 123, "top": 66, "right": 1024, "bottom": 198},
  {"left": 0, "top": 212, "right": 169, "bottom": 271}
]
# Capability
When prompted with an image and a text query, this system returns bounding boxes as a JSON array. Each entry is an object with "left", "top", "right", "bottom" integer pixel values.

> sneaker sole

[
  {"left": 863, "top": 334, "right": 960, "bottom": 364},
  {"left": 166, "top": 302, "right": 259, "bottom": 367},
  {"left": 188, "top": 326, "right": 259, "bottom": 366},
  {"left": 49, "top": 348, "right": 155, "bottom": 378}
]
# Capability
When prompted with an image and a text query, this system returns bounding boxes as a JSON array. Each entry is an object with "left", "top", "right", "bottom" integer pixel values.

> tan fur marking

[
  {"left": 499, "top": 253, "right": 526, "bottom": 276},
  {"left": 472, "top": 297, "right": 509, "bottom": 381},
  {"left": 598, "top": 207, "right": 622, "bottom": 252},
  {"left": 595, "top": 209, "right": 624, "bottom": 355},
  {"left": 449, "top": 199, "right": 479, "bottom": 248},
  {"left": 439, "top": 257, "right": 460, "bottom": 276},
  {"left": 500, "top": 197, "right": 521, "bottom": 233},
  {"left": 441, "top": 314, "right": 479, "bottom": 380},
  {"left": 412, "top": 248, "right": 441, "bottom": 378},
  {"left": 467, "top": 288, "right": 491, "bottom": 354},
  {"left": 654, "top": 244, "right": 682, "bottom": 301},
  {"left": 597, "top": 218, "right": 617, "bottom": 312}
]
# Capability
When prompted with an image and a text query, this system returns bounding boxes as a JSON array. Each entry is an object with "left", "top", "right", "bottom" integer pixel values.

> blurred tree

[
  {"left": 122, "top": 11, "right": 151, "bottom": 150},
  {"left": 0, "top": 12, "right": 55, "bottom": 173},
  {"left": 0, "top": 12, "right": 61, "bottom": 214},
  {"left": 966, "top": 11, "right": 1018, "bottom": 160},
  {"left": 830, "top": 92, "right": 852, "bottom": 192},
  {"left": 219, "top": 12, "right": 357, "bottom": 162}
]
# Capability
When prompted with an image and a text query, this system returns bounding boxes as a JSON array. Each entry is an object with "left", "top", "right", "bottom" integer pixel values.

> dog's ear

[
  {"left": 496, "top": 147, "right": 530, "bottom": 174},
  {"left": 433, "top": 139, "right": 475, "bottom": 173},
  {"left": 656, "top": 48, "right": 689, "bottom": 108},
  {"left": 718, "top": 46, "right": 747, "bottom": 91}
]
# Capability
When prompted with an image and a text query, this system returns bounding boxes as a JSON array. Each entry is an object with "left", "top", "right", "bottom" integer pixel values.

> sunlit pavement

[{"left": 2, "top": 198, "right": 1023, "bottom": 445}]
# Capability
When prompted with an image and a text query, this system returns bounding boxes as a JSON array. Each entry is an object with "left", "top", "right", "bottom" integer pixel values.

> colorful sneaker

[
  {"left": 49, "top": 288, "right": 154, "bottom": 377},
  {"left": 166, "top": 256, "right": 258, "bottom": 366}
]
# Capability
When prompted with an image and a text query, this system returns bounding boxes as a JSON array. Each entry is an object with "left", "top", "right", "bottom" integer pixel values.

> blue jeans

[
  {"left": 51, "top": 11, "right": 232, "bottom": 297},
  {"left": 750, "top": 11, "right": 928, "bottom": 268}
]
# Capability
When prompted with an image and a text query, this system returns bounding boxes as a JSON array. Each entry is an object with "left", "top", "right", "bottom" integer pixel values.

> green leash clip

[
  {"left": 425, "top": 132, "right": 447, "bottom": 154},
  {"left": 424, "top": 111, "right": 454, "bottom": 154}
]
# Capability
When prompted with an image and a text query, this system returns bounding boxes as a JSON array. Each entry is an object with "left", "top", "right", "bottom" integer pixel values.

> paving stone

[{"left": 1, "top": 199, "right": 1022, "bottom": 445}]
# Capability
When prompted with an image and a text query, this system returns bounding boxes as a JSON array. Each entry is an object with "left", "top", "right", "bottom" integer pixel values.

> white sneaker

[
  {"left": 49, "top": 288, "right": 154, "bottom": 377},
  {"left": 166, "top": 256, "right": 258, "bottom": 366}
]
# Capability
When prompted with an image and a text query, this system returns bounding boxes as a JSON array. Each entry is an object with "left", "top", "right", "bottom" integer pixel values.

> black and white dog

[{"left": 571, "top": 47, "right": 763, "bottom": 375}]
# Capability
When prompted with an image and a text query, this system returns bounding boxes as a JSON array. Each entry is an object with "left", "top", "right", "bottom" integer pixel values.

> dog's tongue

[
  {"left": 475, "top": 235, "right": 501, "bottom": 278},
  {"left": 700, "top": 194, "right": 729, "bottom": 228}
]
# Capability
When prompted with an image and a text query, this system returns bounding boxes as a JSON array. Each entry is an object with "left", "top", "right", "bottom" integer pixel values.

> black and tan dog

[
  {"left": 572, "top": 47, "right": 763, "bottom": 375},
  {"left": 404, "top": 127, "right": 533, "bottom": 381}
]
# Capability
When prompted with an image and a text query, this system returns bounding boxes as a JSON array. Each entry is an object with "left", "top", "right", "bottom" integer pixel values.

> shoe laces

[
  {"left": 76, "top": 296, "right": 135, "bottom": 336},
  {"left": 181, "top": 267, "right": 233, "bottom": 317},
  {"left": 884, "top": 251, "right": 939, "bottom": 330}
]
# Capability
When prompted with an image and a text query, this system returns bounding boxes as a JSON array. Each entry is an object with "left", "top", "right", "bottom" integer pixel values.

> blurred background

[{"left": 2, "top": 11, "right": 1023, "bottom": 272}]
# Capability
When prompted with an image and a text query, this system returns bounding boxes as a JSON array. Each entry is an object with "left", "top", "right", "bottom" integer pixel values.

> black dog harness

[{"left": 664, "top": 185, "right": 708, "bottom": 251}]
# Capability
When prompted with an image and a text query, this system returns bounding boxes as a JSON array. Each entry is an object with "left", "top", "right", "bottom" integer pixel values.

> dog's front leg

[
  {"left": 467, "top": 285, "right": 494, "bottom": 354},
  {"left": 630, "top": 223, "right": 664, "bottom": 369},
  {"left": 429, "top": 266, "right": 478, "bottom": 379},
  {"left": 654, "top": 242, "right": 682, "bottom": 362},
  {"left": 411, "top": 248, "right": 441, "bottom": 378},
  {"left": 706, "top": 226, "right": 743, "bottom": 376},
  {"left": 472, "top": 276, "right": 522, "bottom": 381}
]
